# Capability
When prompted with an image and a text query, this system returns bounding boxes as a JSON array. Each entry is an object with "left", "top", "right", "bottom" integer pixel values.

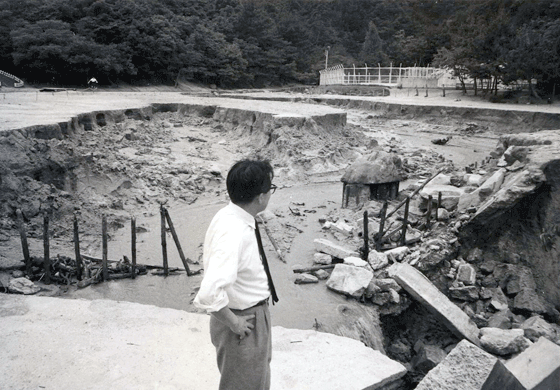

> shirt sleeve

[{"left": 193, "top": 224, "right": 241, "bottom": 313}]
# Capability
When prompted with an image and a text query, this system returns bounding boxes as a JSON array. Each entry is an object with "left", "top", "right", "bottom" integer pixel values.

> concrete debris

[
  {"left": 313, "top": 252, "right": 333, "bottom": 265},
  {"left": 411, "top": 343, "right": 448, "bottom": 374},
  {"left": 388, "top": 263, "right": 480, "bottom": 346},
  {"left": 521, "top": 315, "right": 558, "bottom": 343},
  {"left": 314, "top": 238, "right": 360, "bottom": 259},
  {"left": 367, "top": 250, "right": 389, "bottom": 270},
  {"left": 479, "top": 327, "right": 530, "bottom": 356},
  {"left": 312, "top": 269, "right": 330, "bottom": 280},
  {"left": 480, "top": 360, "right": 526, "bottom": 390},
  {"left": 488, "top": 287, "right": 509, "bottom": 311},
  {"left": 505, "top": 337, "right": 560, "bottom": 390},
  {"left": 456, "top": 263, "right": 476, "bottom": 285},
  {"left": 415, "top": 340, "right": 497, "bottom": 390},
  {"left": 343, "top": 256, "right": 368, "bottom": 267},
  {"left": 419, "top": 184, "right": 464, "bottom": 211},
  {"left": 326, "top": 264, "right": 373, "bottom": 298},
  {"left": 384, "top": 246, "right": 410, "bottom": 263}
]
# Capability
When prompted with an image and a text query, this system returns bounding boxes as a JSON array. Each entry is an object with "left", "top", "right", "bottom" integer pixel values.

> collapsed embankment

[{"left": 0, "top": 101, "right": 360, "bottom": 266}]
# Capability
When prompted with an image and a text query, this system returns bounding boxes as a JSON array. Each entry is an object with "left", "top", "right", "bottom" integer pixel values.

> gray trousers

[{"left": 210, "top": 303, "right": 272, "bottom": 390}]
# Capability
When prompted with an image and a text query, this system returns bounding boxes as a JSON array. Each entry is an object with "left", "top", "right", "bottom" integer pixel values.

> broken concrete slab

[
  {"left": 314, "top": 238, "right": 360, "bottom": 259},
  {"left": 326, "top": 263, "right": 373, "bottom": 298},
  {"left": 388, "top": 263, "right": 480, "bottom": 346},
  {"left": 0, "top": 294, "right": 406, "bottom": 390},
  {"left": 415, "top": 340, "right": 496, "bottom": 390},
  {"left": 505, "top": 337, "right": 560, "bottom": 390},
  {"left": 273, "top": 326, "right": 407, "bottom": 390}
]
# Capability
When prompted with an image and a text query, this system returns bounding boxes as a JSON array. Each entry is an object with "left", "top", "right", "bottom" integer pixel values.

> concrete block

[
  {"left": 388, "top": 263, "right": 480, "bottom": 346},
  {"left": 416, "top": 340, "right": 496, "bottom": 390},
  {"left": 505, "top": 337, "right": 560, "bottom": 390}
]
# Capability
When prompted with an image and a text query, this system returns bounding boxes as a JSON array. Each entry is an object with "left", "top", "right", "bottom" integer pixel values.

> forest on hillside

[{"left": 0, "top": 0, "right": 559, "bottom": 95}]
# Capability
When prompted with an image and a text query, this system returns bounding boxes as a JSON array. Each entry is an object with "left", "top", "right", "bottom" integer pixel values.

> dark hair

[{"left": 226, "top": 160, "right": 274, "bottom": 204}]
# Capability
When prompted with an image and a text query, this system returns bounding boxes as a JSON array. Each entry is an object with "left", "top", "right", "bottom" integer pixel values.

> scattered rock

[
  {"left": 479, "top": 327, "right": 530, "bottom": 356},
  {"left": 326, "top": 264, "right": 373, "bottom": 298},
  {"left": 521, "top": 316, "right": 557, "bottom": 342},
  {"left": 385, "top": 246, "right": 410, "bottom": 263},
  {"left": 367, "top": 250, "right": 389, "bottom": 270},
  {"left": 343, "top": 256, "right": 368, "bottom": 267},
  {"left": 295, "top": 273, "right": 319, "bottom": 284},
  {"left": 313, "top": 253, "right": 332, "bottom": 265},
  {"left": 8, "top": 278, "right": 41, "bottom": 295},
  {"left": 456, "top": 263, "right": 476, "bottom": 285}
]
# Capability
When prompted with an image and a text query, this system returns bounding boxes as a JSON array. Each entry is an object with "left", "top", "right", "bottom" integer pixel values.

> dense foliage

[{"left": 0, "top": 0, "right": 558, "bottom": 94}]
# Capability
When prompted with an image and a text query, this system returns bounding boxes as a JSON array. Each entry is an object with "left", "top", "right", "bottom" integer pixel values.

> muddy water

[{"left": 65, "top": 181, "right": 363, "bottom": 331}]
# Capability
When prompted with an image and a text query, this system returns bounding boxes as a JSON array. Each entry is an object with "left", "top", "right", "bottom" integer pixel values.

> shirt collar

[{"left": 227, "top": 202, "right": 256, "bottom": 229}]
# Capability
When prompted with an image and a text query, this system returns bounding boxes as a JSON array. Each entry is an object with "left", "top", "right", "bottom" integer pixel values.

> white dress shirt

[{"left": 193, "top": 202, "right": 270, "bottom": 312}]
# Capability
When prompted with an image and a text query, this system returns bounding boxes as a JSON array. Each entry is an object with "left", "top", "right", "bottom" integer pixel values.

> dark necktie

[{"left": 254, "top": 219, "right": 279, "bottom": 304}]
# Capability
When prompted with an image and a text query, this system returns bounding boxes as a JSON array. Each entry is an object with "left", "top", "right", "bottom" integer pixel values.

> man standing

[{"left": 194, "top": 159, "right": 279, "bottom": 390}]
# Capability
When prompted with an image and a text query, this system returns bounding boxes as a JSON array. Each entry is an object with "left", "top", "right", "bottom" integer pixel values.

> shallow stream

[{"left": 64, "top": 181, "right": 364, "bottom": 331}]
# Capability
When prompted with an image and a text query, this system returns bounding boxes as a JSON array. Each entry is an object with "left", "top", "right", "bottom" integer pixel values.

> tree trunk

[{"left": 474, "top": 76, "right": 478, "bottom": 96}]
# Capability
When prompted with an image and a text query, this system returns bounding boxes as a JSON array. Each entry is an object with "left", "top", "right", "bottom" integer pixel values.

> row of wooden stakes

[{"left": 14, "top": 205, "right": 201, "bottom": 287}]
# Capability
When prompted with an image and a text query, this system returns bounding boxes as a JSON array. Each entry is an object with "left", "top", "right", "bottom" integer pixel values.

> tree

[{"left": 360, "top": 21, "right": 386, "bottom": 66}]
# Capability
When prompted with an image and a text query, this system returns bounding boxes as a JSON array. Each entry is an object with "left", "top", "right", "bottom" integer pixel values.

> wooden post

[
  {"left": 163, "top": 208, "right": 192, "bottom": 276},
  {"left": 378, "top": 64, "right": 381, "bottom": 84},
  {"left": 363, "top": 210, "right": 369, "bottom": 260},
  {"left": 376, "top": 202, "right": 388, "bottom": 251},
  {"left": 436, "top": 192, "right": 442, "bottom": 221},
  {"left": 400, "top": 197, "right": 410, "bottom": 246},
  {"left": 16, "top": 209, "right": 32, "bottom": 277},
  {"left": 43, "top": 214, "right": 51, "bottom": 284},
  {"left": 426, "top": 195, "right": 433, "bottom": 228},
  {"left": 389, "top": 62, "right": 393, "bottom": 84},
  {"left": 73, "top": 213, "right": 82, "bottom": 281},
  {"left": 160, "top": 205, "right": 169, "bottom": 276},
  {"left": 131, "top": 217, "right": 136, "bottom": 279},
  {"left": 102, "top": 215, "right": 108, "bottom": 282}
]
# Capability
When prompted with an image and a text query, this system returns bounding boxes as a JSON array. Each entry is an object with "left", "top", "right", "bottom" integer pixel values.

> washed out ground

[{"left": 1, "top": 86, "right": 555, "bottom": 366}]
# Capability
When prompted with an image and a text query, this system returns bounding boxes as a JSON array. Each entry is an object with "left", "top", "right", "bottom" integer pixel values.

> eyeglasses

[{"left": 268, "top": 184, "right": 277, "bottom": 194}]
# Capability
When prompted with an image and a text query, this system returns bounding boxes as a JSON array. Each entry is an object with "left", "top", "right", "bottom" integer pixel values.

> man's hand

[
  {"left": 232, "top": 314, "right": 255, "bottom": 339},
  {"left": 211, "top": 307, "right": 256, "bottom": 340}
]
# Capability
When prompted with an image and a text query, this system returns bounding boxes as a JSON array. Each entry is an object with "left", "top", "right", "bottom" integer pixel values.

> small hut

[{"left": 341, "top": 150, "right": 405, "bottom": 209}]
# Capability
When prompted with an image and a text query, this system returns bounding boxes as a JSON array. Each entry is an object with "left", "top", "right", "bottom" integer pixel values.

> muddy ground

[{"left": 1, "top": 86, "right": 560, "bottom": 388}]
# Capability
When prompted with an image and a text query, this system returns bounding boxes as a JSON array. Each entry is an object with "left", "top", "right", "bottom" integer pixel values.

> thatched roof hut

[{"left": 341, "top": 151, "right": 406, "bottom": 208}]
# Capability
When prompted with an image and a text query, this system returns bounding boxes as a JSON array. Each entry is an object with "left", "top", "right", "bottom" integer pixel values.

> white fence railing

[
  {"left": 0, "top": 70, "right": 25, "bottom": 88},
  {"left": 319, "top": 65, "right": 445, "bottom": 87}
]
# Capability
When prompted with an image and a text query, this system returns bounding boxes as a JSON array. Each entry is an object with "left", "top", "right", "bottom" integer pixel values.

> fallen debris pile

[{"left": 288, "top": 129, "right": 560, "bottom": 387}]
